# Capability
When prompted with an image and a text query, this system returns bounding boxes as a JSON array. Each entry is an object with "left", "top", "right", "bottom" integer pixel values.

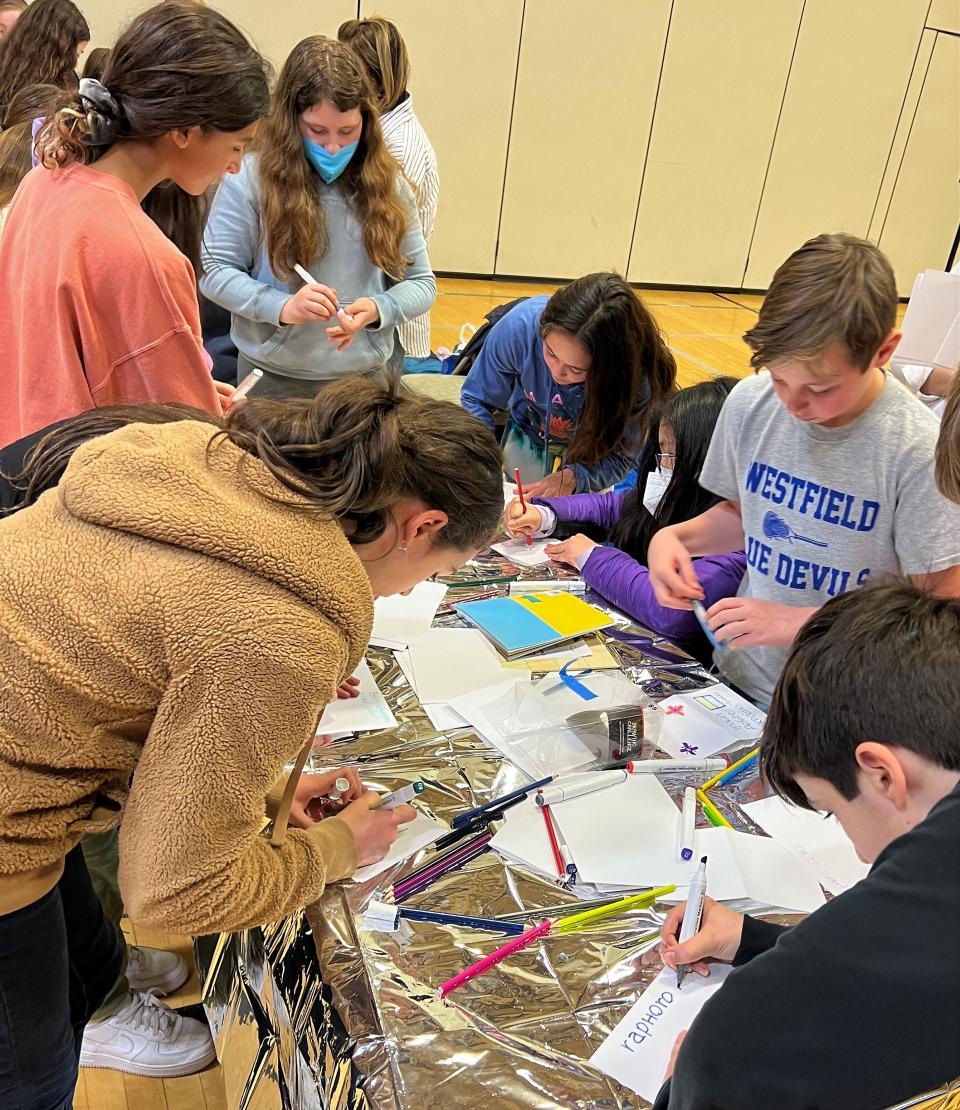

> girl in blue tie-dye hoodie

[{"left": 460, "top": 273, "right": 676, "bottom": 495}]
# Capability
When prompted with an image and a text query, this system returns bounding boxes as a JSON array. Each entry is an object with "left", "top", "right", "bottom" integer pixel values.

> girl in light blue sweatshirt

[{"left": 200, "top": 36, "right": 436, "bottom": 395}]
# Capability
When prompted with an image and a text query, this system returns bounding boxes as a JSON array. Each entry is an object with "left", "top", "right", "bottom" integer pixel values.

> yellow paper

[{"left": 511, "top": 592, "right": 612, "bottom": 637}]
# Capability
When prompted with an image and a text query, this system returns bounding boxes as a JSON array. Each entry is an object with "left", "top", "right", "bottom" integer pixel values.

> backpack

[{"left": 441, "top": 297, "right": 529, "bottom": 375}]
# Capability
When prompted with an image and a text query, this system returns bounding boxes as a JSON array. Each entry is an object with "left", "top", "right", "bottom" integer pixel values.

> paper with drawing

[{"left": 656, "top": 683, "right": 765, "bottom": 758}]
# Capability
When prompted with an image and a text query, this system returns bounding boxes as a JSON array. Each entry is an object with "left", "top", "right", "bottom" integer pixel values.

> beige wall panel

[
  {"left": 82, "top": 2, "right": 357, "bottom": 63},
  {"left": 926, "top": 0, "right": 960, "bottom": 34},
  {"left": 744, "top": 0, "right": 929, "bottom": 289},
  {"left": 879, "top": 33, "right": 960, "bottom": 294},
  {"left": 364, "top": 0, "right": 524, "bottom": 274},
  {"left": 867, "top": 28, "right": 937, "bottom": 247},
  {"left": 627, "top": 0, "right": 803, "bottom": 287},
  {"left": 495, "top": 0, "right": 672, "bottom": 278}
]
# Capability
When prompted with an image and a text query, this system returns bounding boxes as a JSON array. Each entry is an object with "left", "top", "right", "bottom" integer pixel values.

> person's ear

[
  {"left": 400, "top": 509, "right": 448, "bottom": 549},
  {"left": 169, "top": 126, "right": 202, "bottom": 151},
  {"left": 854, "top": 741, "right": 908, "bottom": 810},
  {"left": 873, "top": 329, "right": 901, "bottom": 368}
]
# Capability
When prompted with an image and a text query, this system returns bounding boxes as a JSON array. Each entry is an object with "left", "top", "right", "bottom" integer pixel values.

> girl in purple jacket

[{"left": 505, "top": 378, "right": 746, "bottom": 653}]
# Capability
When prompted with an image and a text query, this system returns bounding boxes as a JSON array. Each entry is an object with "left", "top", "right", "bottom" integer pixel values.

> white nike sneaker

[
  {"left": 79, "top": 990, "right": 217, "bottom": 1078},
  {"left": 126, "top": 944, "right": 190, "bottom": 996}
]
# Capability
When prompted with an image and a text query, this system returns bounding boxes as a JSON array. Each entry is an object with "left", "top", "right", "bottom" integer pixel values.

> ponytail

[
  {"left": 222, "top": 377, "right": 504, "bottom": 551},
  {"left": 1, "top": 403, "right": 223, "bottom": 514},
  {"left": 36, "top": 1, "right": 269, "bottom": 168}
]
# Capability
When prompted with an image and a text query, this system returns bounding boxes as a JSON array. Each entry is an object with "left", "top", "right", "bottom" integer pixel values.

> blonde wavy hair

[{"left": 257, "top": 36, "right": 409, "bottom": 281}]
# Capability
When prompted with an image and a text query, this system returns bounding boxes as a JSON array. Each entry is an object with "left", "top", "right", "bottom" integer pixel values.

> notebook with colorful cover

[{"left": 455, "top": 592, "right": 614, "bottom": 659}]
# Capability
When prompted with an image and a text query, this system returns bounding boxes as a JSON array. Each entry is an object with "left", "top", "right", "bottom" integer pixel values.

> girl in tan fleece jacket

[{"left": 0, "top": 378, "right": 503, "bottom": 1107}]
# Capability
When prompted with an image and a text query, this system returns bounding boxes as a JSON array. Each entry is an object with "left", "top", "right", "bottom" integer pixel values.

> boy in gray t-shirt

[{"left": 648, "top": 233, "right": 960, "bottom": 706}]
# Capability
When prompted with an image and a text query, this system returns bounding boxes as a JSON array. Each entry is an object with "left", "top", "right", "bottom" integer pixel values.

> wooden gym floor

[{"left": 75, "top": 277, "right": 905, "bottom": 1109}]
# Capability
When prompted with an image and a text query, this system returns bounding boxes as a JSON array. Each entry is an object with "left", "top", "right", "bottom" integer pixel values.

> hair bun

[{"left": 77, "top": 77, "right": 121, "bottom": 145}]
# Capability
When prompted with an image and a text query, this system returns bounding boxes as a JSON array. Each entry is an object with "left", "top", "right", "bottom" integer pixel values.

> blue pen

[
  {"left": 398, "top": 908, "right": 524, "bottom": 935},
  {"left": 691, "top": 599, "right": 726, "bottom": 655},
  {"left": 451, "top": 776, "right": 554, "bottom": 829},
  {"left": 714, "top": 752, "right": 759, "bottom": 787}
]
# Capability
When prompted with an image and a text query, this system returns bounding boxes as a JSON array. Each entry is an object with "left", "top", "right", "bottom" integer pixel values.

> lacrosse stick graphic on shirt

[{"left": 763, "top": 511, "right": 828, "bottom": 548}]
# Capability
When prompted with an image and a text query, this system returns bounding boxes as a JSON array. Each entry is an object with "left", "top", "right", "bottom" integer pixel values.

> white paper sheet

[
  {"left": 742, "top": 795, "right": 869, "bottom": 895},
  {"left": 658, "top": 826, "right": 827, "bottom": 913},
  {"left": 371, "top": 580, "right": 448, "bottom": 648},
  {"left": 404, "top": 628, "right": 522, "bottom": 703},
  {"left": 551, "top": 775, "right": 697, "bottom": 889},
  {"left": 316, "top": 659, "right": 398, "bottom": 736},
  {"left": 490, "top": 794, "right": 562, "bottom": 880},
  {"left": 656, "top": 683, "right": 765, "bottom": 759},
  {"left": 350, "top": 811, "right": 447, "bottom": 883},
  {"left": 491, "top": 536, "right": 553, "bottom": 567},
  {"left": 590, "top": 965, "right": 732, "bottom": 1102},
  {"left": 421, "top": 702, "right": 469, "bottom": 732}
]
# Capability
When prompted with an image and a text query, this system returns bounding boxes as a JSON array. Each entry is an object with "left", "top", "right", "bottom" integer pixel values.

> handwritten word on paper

[{"left": 590, "top": 965, "right": 732, "bottom": 1101}]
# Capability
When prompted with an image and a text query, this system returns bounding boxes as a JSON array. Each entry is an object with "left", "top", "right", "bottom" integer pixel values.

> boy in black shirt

[{"left": 648, "top": 579, "right": 960, "bottom": 1109}]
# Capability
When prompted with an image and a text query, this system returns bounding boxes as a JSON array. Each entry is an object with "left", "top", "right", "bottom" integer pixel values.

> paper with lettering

[
  {"left": 656, "top": 683, "right": 765, "bottom": 758},
  {"left": 590, "top": 965, "right": 732, "bottom": 1101},
  {"left": 316, "top": 659, "right": 397, "bottom": 736},
  {"left": 742, "top": 795, "right": 869, "bottom": 895}
]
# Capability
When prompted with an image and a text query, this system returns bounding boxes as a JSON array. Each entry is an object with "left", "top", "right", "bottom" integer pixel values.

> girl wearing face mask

[
  {"left": 504, "top": 378, "right": 745, "bottom": 656},
  {"left": 0, "top": 2, "right": 270, "bottom": 449},
  {"left": 200, "top": 36, "right": 436, "bottom": 397},
  {"left": 460, "top": 272, "right": 676, "bottom": 495}
]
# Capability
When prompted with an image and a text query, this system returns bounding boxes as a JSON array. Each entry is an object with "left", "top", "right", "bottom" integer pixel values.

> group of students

[{"left": 0, "top": 3, "right": 959, "bottom": 1109}]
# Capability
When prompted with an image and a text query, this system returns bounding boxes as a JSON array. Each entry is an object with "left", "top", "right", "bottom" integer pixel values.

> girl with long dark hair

[
  {"left": 0, "top": 2, "right": 270, "bottom": 448},
  {"left": 0, "top": 378, "right": 503, "bottom": 1105},
  {"left": 461, "top": 272, "right": 677, "bottom": 495},
  {"left": 505, "top": 377, "right": 746, "bottom": 650}
]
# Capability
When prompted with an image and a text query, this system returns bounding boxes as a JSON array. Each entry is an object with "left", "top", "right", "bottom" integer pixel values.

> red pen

[
  {"left": 540, "top": 800, "right": 565, "bottom": 880},
  {"left": 513, "top": 467, "right": 533, "bottom": 548}
]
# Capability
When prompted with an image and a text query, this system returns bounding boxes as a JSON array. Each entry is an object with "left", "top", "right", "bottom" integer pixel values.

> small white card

[
  {"left": 316, "top": 660, "right": 397, "bottom": 736},
  {"left": 491, "top": 536, "right": 553, "bottom": 568},
  {"left": 657, "top": 683, "right": 765, "bottom": 759},
  {"left": 590, "top": 965, "right": 732, "bottom": 1101}
]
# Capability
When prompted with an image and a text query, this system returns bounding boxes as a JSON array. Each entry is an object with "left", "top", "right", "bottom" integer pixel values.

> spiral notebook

[{"left": 455, "top": 592, "right": 614, "bottom": 659}]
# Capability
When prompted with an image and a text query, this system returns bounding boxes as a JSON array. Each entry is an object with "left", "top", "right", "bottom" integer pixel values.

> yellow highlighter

[{"left": 554, "top": 885, "right": 676, "bottom": 934}]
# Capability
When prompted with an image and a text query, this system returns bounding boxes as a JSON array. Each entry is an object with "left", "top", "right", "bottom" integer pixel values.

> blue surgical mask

[{"left": 302, "top": 137, "right": 359, "bottom": 183}]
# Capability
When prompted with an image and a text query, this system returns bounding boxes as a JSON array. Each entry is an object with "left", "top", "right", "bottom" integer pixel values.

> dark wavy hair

[
  {"left": 221, "top": 376, "right": 504, "bottom": 551},
  {"left": 0, "top": 0, "right": 87, "bottom": 117},
  {"left": 1, "top": 403, "right": 222, "bottom": 513},
  {"left": 0, "top": 82, "right": 63, "bottom": 208},
  {"left": 608, "top": 376, "right": 737, "bottom": 563},
  {"left": 538, "top": 273, "right": 676, "bottom": 468},
  {"left": 36, "top": 2, "right": 269, "bottom": 167}
]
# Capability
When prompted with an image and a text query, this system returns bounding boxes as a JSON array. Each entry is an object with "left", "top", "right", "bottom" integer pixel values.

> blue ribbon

[{"left": 558, "top": 661, "right": 597, "bottom": 700}]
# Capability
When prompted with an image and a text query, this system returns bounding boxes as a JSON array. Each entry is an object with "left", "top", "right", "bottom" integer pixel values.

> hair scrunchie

[{"left": 78, "top": 77, "right": 121, "bottom": 145}]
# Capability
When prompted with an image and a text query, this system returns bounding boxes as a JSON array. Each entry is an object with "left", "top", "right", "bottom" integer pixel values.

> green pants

[{"left": 81, "top": 828, "right": 129, "bottom": 1020}]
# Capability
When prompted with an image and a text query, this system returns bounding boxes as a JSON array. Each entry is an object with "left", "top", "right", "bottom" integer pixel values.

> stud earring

[{"left": 398, "top": 542, "right": 409, "bottom": 553}]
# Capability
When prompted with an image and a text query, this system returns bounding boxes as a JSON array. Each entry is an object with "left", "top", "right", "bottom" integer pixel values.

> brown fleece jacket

[{"left": 0, "top": 421, "right": 373, "bottom": 933}]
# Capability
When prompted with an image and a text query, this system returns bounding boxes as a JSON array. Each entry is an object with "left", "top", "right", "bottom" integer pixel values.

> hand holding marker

[
  {"left": 676, "top": 856, "right": 708, "bottom": 989},
  {"left": 370, "top": 781, "right": 425, "bottom": 810},
  {"left": 293, "top": 263, "right": 354, "bottom": 322}
]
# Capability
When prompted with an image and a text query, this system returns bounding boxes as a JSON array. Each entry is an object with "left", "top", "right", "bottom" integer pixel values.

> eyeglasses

[{"left": 655, "top": 452, "right": 676, "bottom": 470}]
